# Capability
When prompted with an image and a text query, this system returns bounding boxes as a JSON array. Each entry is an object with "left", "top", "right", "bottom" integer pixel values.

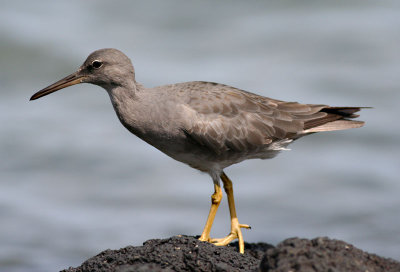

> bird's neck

[{"left": 107, "top": 81, "right": 146, "bottom": 137}]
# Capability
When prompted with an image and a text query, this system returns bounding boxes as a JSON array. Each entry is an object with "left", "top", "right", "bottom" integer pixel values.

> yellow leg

[
  {"left": 211, "top": 172, "right": 250, "bottom": 254},
  {"left": 199, "top": 183, "right": 223, "bottom": 242}
]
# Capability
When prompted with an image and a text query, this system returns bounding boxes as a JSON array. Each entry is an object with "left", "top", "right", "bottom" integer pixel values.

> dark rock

[
  {"left": 260, "top": 237, "right": 400, "bottom": 272},
  {"left": 62, "top": 235, "right": 266, "bottom": 272},
  {"left": 62, "top": 236, "right": 400, "bottom": 272}
]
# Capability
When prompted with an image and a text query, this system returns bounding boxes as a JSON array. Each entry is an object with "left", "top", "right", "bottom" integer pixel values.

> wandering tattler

[{"left": 30, "top": 48, "right": 366, "bottom": 253}]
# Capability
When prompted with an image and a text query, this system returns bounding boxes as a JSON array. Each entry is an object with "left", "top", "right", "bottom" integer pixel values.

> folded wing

[{"left": 181, "top": 82, "right": 364, "bottom": 155}]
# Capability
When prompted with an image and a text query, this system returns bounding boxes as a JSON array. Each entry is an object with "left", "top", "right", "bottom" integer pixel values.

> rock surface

[{"left": 62, "top": 236, "right": 400, "bottom": 272}]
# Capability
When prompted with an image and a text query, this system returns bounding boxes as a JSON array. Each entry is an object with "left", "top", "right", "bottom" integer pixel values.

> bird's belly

[
  {"left": 169, "top": 151, "right": 277, "bottom": 173},
  {"left": 132, "top": 123, "right": 293, "bottom": 173},
  {"left": 160, "top": 141, "right": 290, "bottom": 174}
]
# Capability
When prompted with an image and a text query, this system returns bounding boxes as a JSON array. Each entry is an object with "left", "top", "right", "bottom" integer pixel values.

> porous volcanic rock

[{"left": 62, "top": 236, "right": 400, "bottom": 272}]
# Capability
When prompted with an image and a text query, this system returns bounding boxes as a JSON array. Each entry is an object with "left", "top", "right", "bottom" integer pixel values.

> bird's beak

[{"left": 30, "top": 71, "right": 87, "bottom": 101}]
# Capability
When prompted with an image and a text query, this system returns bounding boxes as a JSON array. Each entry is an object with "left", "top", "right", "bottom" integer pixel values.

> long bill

[{"left": 30, "top": 71, "right": 87, "bottom": 101}]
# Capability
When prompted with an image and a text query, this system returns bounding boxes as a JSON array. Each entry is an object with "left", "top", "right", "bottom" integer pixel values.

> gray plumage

[{"left": 31, "top": 48, "right": 365, "bottom": 180}]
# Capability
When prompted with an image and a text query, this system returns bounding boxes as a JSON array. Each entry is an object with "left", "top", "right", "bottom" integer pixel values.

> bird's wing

[{"left": 180, "top": 82, "right": 328, "bottom": 154}]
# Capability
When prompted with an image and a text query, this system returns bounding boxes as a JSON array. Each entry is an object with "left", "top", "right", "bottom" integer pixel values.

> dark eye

[{"left": 92, "top": 60, "right": 103, "bottom": 69}]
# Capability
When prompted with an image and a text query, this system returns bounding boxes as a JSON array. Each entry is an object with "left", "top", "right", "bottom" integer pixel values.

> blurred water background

[{"left": 1, "top": 1, "right": 400, "bottom": 271}]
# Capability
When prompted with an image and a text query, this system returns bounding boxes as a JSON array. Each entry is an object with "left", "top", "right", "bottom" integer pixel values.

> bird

[{"left": 30, "top": 48, "right": 366, "bottom": 254}]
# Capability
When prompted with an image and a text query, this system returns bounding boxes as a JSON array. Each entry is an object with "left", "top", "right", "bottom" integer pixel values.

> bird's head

[{"left": 30, "top": 48, "right": 135, "bottom": 100}]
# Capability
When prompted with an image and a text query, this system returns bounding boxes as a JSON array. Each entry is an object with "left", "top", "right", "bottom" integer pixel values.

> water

[{"left": 1, "top": 1, "right": 400, "bottom": 271}]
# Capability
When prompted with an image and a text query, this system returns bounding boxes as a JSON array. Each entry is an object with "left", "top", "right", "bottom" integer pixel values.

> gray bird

[{"left": 30, "top": 48, "right": 366, "bottom": 253}]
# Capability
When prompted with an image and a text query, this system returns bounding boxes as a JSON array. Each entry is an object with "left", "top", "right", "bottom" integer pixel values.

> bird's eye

[{"left": 92, "top": 60, "right": 103, "bottom": 69}]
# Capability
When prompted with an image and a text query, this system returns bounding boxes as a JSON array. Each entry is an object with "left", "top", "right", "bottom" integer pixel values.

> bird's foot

[{"left": 209, "top": 219, "right": 251, "bottom": 253}]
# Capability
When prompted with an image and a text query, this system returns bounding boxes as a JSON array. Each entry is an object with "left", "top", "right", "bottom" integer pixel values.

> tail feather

[
  {"left": 303, "top": 120, "right": 364, "bottom": 133},
  {"left": 320, "top": 107, "right": 363, "bottom": 118},
  {"left": 303, "top": 106, "right": 368, "bottom": 133}
]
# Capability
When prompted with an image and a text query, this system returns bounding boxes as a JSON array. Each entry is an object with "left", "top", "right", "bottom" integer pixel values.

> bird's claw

[{"left": 206, "top": 221, "right": 250, "bottom": 253}]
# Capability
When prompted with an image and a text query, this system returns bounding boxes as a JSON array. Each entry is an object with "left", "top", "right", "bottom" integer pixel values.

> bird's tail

[{"left": 303, "top": 107, "right": 368, "bottom": 133}]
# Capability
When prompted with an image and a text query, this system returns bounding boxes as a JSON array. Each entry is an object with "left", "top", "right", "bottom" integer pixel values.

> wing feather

[{"left": 179, "top": 81, "right": 364, "bottom": 154}]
